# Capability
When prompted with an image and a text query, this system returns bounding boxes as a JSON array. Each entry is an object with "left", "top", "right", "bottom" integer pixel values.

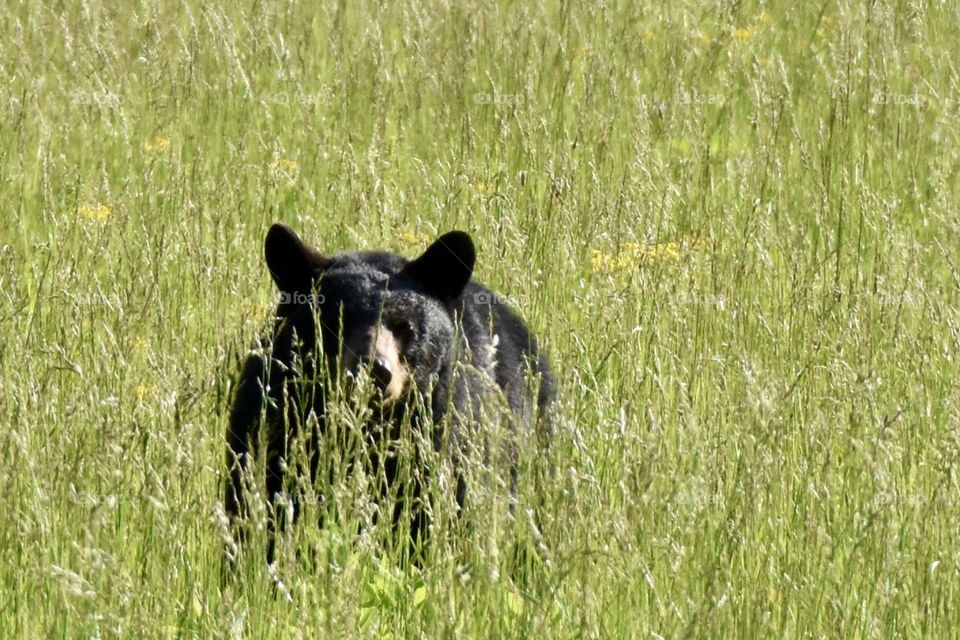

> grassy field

[{"left": 1, "top": 0, "right": 959, "bottom": 637}]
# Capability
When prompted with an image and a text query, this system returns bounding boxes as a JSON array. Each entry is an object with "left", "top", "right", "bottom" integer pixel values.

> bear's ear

[
  {"left": 401, "top": 231, "right": 475, "bottom": 302},
  {"left": 264, "top": 223, "right": 330, "bottom": 292}
]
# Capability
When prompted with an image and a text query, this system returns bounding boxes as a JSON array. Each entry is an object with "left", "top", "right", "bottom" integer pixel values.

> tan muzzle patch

[{"left": 372, "top": 325, "right": 409, "bottom": 405}]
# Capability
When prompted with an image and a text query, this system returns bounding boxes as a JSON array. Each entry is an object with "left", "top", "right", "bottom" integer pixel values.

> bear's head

[{"left": 263, "top": 223, "right": 475, "bottom": 408}]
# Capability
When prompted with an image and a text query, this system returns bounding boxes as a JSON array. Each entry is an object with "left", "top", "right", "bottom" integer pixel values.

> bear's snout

[
  {"left": 371, "top": 356, "right": 393, "bottom": 391},
  {"left": 338, "top": 324, "right": 409, "bottom": 405},
  {"left": 371, "top": 326, "right": 409, "bottom": 404}
]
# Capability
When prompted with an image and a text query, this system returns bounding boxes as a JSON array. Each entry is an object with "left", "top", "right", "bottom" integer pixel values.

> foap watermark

[
  {"left": 675, "top": 292, "right": 727, "bottom": 309},
  {"left": 73, "top": 90, "right": 123, "bottom": 108},
  {"left": 278, "top": 291, "right": 326, "bottom": 305},
  {"left": 260, "top": 88, "right": 332, "bottom": 106},
  {"left": 637, "top": 89, "right": 786, "bottom": 112},
  {"left": 61, "top": 292, "right": 124, "bottom": 307},
  {"left": 68, "top": 489, "right": 119, "bottom": 507},
  {"left": 637, "top": 91, "right": 727, "bottom": 109},
  {"left": 673, "top": 90, "right": 727, "bottom": 106},
  {"left": 470, "top": 290, "right": 529, "bottom": 308},
  {"left": 871, "top": 92, "right": 926, "bottom": 107},
  {"left": 872, "top": 290, "right": 920, "bottom": 307},
  {"left": 473, "top": 91, "right": 526, "bottom": 106}
]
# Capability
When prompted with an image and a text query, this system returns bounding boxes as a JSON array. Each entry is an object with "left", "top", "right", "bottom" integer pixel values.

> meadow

[{"left": 1, "top": 1, "right": 958, "bottom": 637}]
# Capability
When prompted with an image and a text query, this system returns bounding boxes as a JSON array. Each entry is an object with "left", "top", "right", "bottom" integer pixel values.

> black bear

[{"left": 224, "top": 223, "right": 554, "bottom": 563}]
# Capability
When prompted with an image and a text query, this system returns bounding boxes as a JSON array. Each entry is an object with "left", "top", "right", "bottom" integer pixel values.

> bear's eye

[{"left": 388, "top": 318, "right": 416, "bottom": 343}]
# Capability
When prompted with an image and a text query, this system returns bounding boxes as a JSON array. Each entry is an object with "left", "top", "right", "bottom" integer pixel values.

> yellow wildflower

[
  {"left": 400, "top": 230, "right": 430, "bottom": 245},
  {"left": 754, "top": 11, "right": 772, "bottom": 24},
  {"left": 591, "top": 237, "right": 707, "bottom": 273},
  {"left": 682, "top": 235, "right": 709, "bottom": 251},
  {"left": 615, "top": 252, "right": 636, "bottom": 270},
  {"left": 132, "top": 337, "right": 149, "bottom": 355},
  {"left": 273, "top": 158, "right": 300, "bottom": 178},
  {"left": 145, "top": 136, "right": 171, "bottom": 152},
  {"left": 733, "top": 28, "right": 752, "bottom": 41},
  {"left": 644, "top": 29, "right": 657, "bottom": 41},
  {"left": 590, "top": 250, "right": 611, "bottom": 272},
  {"left": 78, "top": 203, "right": 111, "bottom": 222},
  {"left": 474, "top": 181, "right": 495, "bottom": 195}
]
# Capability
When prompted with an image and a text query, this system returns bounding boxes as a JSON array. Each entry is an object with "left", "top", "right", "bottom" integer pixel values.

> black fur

[{"left": 224, "top": 224, "right": 555, "bottom": 563}]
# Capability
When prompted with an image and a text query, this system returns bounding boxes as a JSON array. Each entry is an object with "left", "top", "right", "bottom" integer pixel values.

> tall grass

[{"left": 0, "top": 0, "right": 958, "bottom": 637}]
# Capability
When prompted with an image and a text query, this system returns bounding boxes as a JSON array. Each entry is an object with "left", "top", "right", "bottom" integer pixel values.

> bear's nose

[{"left": 370, "top": 357, "right": 393, "bottom": 391}]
